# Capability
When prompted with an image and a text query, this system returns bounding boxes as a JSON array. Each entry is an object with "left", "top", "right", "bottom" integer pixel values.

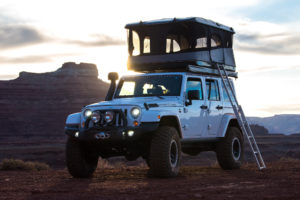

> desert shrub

[
  {"left": 0, "top": 159, "right": 50, "bottom": 171},
  {"left": 250, "top": 124, "right": 269, "bottom": 135},
  {"left": 33, "top": 162, "right": 51, "bottom": 171},
  {"left": 279, "top": 157, "right": 300, "bottom": 162}
]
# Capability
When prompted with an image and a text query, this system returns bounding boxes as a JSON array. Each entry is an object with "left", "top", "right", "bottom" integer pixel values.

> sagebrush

[{"left": 0, "top": 159, "right": 50, "bottom": 171}]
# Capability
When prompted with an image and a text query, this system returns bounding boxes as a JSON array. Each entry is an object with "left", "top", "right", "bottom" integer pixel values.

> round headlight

[
  {"left": 105, "top": 111, "right": 114, "bottom": 123},
  {"left": 83, "top": 109, "right": 92, "bottom": 118},
  {"left": 131, "top": 107, "right": 141, "bottom": 118},
  {"left": 91, "top": 112, "right": 101, "bottom": 123}
]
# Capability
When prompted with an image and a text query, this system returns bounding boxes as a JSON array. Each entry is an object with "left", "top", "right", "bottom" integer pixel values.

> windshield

[{"left": 114, "top": 75, "right": 182, "bottom": 98}]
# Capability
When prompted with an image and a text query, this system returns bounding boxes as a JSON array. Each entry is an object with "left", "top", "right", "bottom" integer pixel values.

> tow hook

[{"left": 95, "top": 132, "right": 110, "bottom": 139}]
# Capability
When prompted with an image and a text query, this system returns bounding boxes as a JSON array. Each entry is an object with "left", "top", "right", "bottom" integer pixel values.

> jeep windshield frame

[{"left": 114, "top": 74, "right": 183, "bottom": 98}]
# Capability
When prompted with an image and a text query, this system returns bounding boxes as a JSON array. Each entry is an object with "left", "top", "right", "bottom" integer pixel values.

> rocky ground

[
  {"left": 0, "top": 160, "right": 299, "bottom": 200},
  {"left": 0, "top": 134, "right": 300, "bottom": 200}
]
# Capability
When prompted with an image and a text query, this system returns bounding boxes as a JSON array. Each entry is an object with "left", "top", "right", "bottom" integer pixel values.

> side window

[
  {"left": 143, "top": 36, "right": 150, "bottom": 54},
  {"left": 186, "top": 78, "right": 203, "bottom": 100},
  {"left": 166, "top": 38, "right": 181, "bottom": 53},
  {"left": 222, "top": 81, "right": 235, "bottom": 102},
  {"left": 132, "top": 31, "right": 140, "bottom": 56},
  {"left": 211, "top": 34, "right": 222, "bottom": 48},
  {"left": 195, "top": 37, "right": 207, "bottom": 48},
  {"left": 206, "top": 79, "right": 220, "bottom": 101}
]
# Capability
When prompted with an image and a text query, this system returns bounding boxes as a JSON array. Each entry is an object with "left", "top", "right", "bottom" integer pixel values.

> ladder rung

[{"left": 259, "top": 166, "right": 266, "bottom": 170}]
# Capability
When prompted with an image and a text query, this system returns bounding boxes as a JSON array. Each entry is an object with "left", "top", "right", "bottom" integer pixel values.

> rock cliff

[{"left": 0, "top": 62, "right": 109, "bottom": 137}]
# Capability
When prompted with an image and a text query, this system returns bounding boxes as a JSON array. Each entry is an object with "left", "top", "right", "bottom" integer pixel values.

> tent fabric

[{"left": 125, "top": 17, "right": 236, "bottom": 75}]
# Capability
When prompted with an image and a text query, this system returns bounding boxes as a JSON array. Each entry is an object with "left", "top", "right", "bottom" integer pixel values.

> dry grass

[
  {"left": 97, "top": 158, "right": 113, "bottom": 169},
  {"left": 0, "top": 159, "right": 50, "bottom": 171},
  {"left": 279, "top": 157, "right": 300, "bottom": 162}
]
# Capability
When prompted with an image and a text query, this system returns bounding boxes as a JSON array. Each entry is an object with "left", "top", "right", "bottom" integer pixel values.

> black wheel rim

[
  {"left": 169, "top": 139, "right": 178, "bottom": 168},
  {"left": 232, "top": 137, "right": 241, "bottom": 161}
]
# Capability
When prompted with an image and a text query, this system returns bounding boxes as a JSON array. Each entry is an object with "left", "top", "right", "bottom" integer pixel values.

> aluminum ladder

[{"left": 216, "top": 63, "right": 266, "bottom": 170}]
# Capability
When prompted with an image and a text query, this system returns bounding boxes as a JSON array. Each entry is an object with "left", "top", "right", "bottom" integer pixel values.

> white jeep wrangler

[{"left": 65, "top": 17, "right": 245, "bottom": 178}]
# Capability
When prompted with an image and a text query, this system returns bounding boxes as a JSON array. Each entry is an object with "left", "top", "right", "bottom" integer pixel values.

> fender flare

[
  {"left": 217, "top": 114, "right": 239, "bottom": 137},
  {"left": 159, "top": 115, "right": 183, "bottom": 138},
  {"left": 141, "top": 110, "right": 182, "bottom": 138},
  {"left": 66, "top": 112, "right": 81, "bottom": 126}
]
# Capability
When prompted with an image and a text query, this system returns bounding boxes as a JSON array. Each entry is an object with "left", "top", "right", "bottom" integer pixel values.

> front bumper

[{"left": 65, "top": 122, "right": 159, "bottom": 142}]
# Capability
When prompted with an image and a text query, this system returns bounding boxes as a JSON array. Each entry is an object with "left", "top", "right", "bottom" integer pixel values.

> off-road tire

[
  {"left": 66, "top": 137, "right": 98, "bottom": 178},
  {"left": 216, "top": 127, "right": 244, "bottom": 170},
  {"left": 149, "top": 126, "right": 181, "bottom": 177}
]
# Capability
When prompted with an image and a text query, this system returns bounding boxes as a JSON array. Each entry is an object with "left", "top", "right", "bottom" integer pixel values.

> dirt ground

[{"left": 0, "top": 160, "right": 299, "bottom": 200}]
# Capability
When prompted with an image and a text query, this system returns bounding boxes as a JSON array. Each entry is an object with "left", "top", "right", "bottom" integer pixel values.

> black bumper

[{"left": 65, "top": 122, "right": 159, "bottom": 142}]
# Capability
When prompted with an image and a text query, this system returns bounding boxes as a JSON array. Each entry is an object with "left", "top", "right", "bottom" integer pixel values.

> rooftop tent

[{"left": 125, "top": 17, "right": 237, "bottom": 77}]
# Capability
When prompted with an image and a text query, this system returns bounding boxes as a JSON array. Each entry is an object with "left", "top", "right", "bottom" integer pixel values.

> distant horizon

[{"left": 1, "top": 60, "right": 300, "bottom": 119}]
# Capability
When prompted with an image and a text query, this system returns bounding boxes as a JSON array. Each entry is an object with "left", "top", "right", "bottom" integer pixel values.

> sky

[{"left": 0, "top": 0, "right": 299, "bottom": 117}]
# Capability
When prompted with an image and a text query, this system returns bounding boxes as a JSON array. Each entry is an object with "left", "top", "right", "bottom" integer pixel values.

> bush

[
  {"left": 0, "top": 159, "right": 50, "bottom": 171},
  {"left": 97, "top": 158, "right": 113, "bottom": 169}
]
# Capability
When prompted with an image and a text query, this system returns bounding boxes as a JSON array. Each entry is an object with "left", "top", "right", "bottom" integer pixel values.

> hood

[{"left": 86, "top": 96, "right": 183, "bottom": 108}]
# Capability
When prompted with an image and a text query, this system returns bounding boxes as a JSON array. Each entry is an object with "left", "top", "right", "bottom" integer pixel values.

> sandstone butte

[{"left": 0, "top": 62, "right": 109, "bottom": 137}]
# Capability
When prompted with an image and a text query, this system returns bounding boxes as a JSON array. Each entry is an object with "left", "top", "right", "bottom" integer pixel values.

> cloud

[
  {"left": 0, "top": 25, "right": 45, "bottom": 49},
  {"left": 65, "top": 34, "right": 125, "bottom": 47},
  {"left": 233, "top": 19, "right": 300, "bottom": 55},
  {"left": 239, "top": 65, "right": 300, "bottom": 73},
  {"left": 235, "top": 32, "right": 300, "bottom": 55},
  {"left": 0, "top": 53, "right": 78, "bottom": 64},
  {"left": 0, "top": 55, "right": 52, "bottom": 64}
]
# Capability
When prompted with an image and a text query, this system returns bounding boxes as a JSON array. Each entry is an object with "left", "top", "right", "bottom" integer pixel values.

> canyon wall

[{"left": 0, "top": 62, "right": 109, "bottom": 137}]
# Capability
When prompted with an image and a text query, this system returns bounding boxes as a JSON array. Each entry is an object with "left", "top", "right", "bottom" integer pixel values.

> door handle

[
  {"left": 216, "top": 105, "right": 223, "bottom": 110},
  {"left": 200, "top": 105, "right": 208, "bottom": 109}
]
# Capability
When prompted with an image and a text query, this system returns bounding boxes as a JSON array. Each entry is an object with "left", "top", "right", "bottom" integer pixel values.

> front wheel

[
  {"left": 66, "top": 137, "right": 98, "bottom": 178},
  {"left": 148, "top": 126, "right": 181, "bottom": 177},
  {"left": 216, "top": 127, "right": 244, "bottom": 170}
]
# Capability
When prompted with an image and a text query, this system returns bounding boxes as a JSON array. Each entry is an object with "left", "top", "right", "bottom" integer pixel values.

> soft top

[{"left": 125, "top": 17, "right": 235, "bottom": 33}]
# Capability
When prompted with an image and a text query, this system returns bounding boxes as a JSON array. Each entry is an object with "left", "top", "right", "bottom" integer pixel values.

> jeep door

[
  {"left": 180, "top": 77, "right": 207, "bottom": 138},
  {"left": 205, "top": 78, "right": 224, "bottom": 136}
]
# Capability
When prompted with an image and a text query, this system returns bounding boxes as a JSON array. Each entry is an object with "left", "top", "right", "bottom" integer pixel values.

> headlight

[
  {"left": 105, "top": 111, "right": 114, "bottom": 123},
  {"left": 83, "top": 109, "right": 92, "bottom": 119},
  {"left": 91, "top": 112, "right": 101, "bottom": 123},
  {"left": 131, "top": 107, "right": 141, "bottom": 118}
]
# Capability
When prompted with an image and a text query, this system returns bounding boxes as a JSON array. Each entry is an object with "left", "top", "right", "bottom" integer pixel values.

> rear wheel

[
  {"left": 148, "top": 126, "right": 181, "bottom": 177},
  {"left": 216, "top": 127, "right": 244, "bottom": 170},
  {"left": 66, "top": 137, "right": 98, "bottom": 178}
]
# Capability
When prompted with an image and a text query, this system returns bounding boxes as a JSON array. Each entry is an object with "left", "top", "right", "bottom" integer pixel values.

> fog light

[
  {"left": 75, "top": 132, "right": 79, "bottom": 137},
  {"left": 128, "top": 130, "right": 134, "bottom": 137}
]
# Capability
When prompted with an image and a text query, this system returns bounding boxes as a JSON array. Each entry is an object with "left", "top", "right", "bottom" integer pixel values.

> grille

[{"left": 86, "top": 109, "right": 127, "bottom": 128}]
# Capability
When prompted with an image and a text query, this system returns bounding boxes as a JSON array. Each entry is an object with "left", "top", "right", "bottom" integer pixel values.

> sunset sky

[{"left": 0, "top": 0, "right": 299, "bottom": 117}]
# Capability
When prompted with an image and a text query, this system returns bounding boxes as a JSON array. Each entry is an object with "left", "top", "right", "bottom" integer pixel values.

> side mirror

[{"left": 186, "top": 90, "right": 200, "bottom": 106}]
